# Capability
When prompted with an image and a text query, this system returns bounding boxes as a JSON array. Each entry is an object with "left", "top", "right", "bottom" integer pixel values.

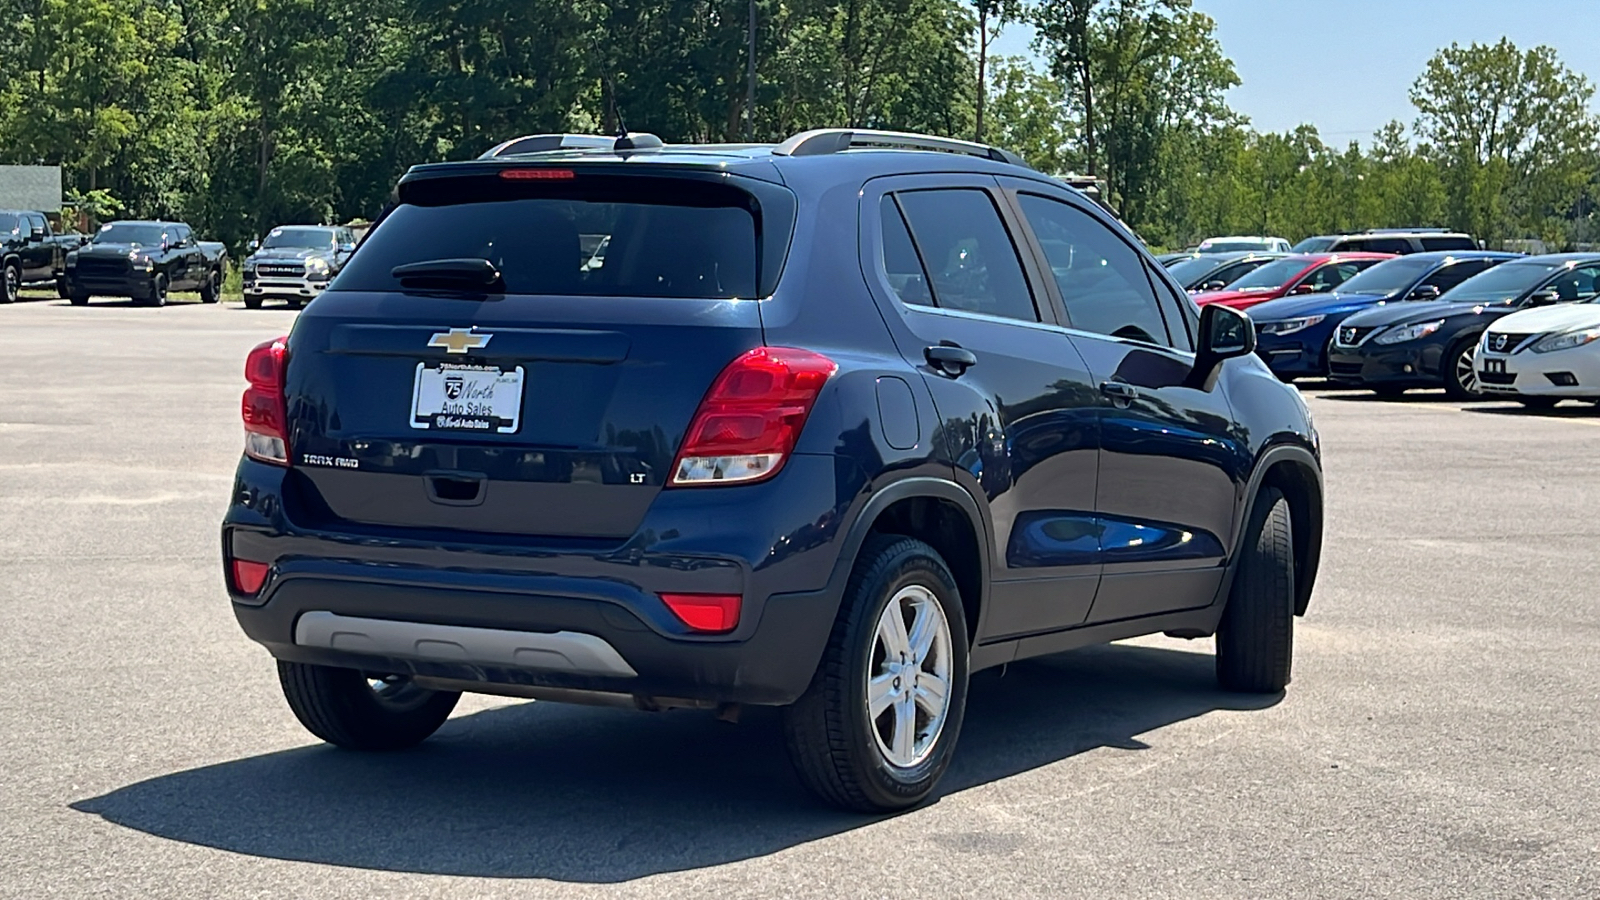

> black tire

[
  {"left": 144, "top": 274, "right": 168, "bottom": 307},
  {"left": 278, "top": 661, "right": 459, "bottom": 751},
  {"left": 1442, "top": 337, "right": 1482, "bottom": 400},
  {"left": 1216, "top": 486, "right": 1295, "bottom": 694},
  {"left": 69, "top": 291, "right": 89, "bottom": 306},
  {"left": 199, "top": 268, "right": 220, "bottom": 303},
  {"left": 1, "top": 262, "right": 18, "bottom": 304},
  {"left": 243, "top": 294, "right": 263, "bottom": 310},
  {"left": 1518, "top": 397, "right": 1559, "bottom": 410},
  {"left": 782, "top": 535, "right": 970, "bottom": 813},
  {"left": 55, "top": 276, "right": 69, "bottom": 299},
  {"left": 1371, "top": 385, "right": 1406, "bottom": 400},
  {"left": 287, "top": 297, "right": 304, "bottom": 310}
]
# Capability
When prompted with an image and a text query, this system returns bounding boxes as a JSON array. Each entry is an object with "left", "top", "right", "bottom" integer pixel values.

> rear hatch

[{"left": 282, "top": 161, "right": 795, "bottom": 539}]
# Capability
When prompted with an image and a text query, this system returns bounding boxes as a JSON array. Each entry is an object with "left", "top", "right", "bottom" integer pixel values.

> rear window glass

[{"left": 338, "top": 180, "right": 760, "bottom": 298}]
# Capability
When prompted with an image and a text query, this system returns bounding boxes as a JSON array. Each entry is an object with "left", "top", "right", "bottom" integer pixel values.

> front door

[
  {"left": 863, "top": 176, "right": 1103, "bottom": 640},
  {"left": 1004, "top": 183, "right": 1249, "bottom": 623}
]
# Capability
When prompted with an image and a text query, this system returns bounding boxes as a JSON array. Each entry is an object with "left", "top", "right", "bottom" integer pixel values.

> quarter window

[
  {"left": 1015, "top": 193, "right": 1172, "bottom": 346},
  {"left": 891, "top": 189, "right": 1038, "bottom": 323}
]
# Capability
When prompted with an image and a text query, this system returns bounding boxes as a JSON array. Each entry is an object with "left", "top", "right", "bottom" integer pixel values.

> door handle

[
  {"left": 1099, "top": 380, "right": 1138, "bottom": 406},
  {"left": 925, "top": 343, "right": 978, "bottom": 378}
]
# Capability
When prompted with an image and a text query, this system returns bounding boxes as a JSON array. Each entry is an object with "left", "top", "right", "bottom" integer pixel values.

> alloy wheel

[
  {"left": 3, "top": 267, "right": 17, "bottom": 303},
  {"left": 865, "top": 584, "right": 953, "bottom": 769},
  {"left": 1455, "top": 343, "right": 1480, "bottom": 395}
]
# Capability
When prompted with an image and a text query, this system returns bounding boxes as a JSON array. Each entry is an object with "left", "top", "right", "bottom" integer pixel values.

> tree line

[{"left": 1, "top": 0, "right": 1595, "bottom": 252}]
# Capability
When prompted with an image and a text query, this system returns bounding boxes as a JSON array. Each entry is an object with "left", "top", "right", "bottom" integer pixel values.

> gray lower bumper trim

[{"left": 293, "top": 611, "right": 638, "bottom": 678}]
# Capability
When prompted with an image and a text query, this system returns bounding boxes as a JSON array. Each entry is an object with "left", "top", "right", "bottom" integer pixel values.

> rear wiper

[{"left": 391, "top": 258, "right": 503, "bottom": 293}]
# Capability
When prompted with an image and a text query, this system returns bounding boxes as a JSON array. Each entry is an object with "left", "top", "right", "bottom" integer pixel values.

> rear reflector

[
  {"left": 231, "top": 559, "right": 270, "bottom": 595},
  {"left": 670, "top": 347, "right": 837, "bottom": 486},
  {"left": 500, "top": 168, "right": 576, "bottom": 181},
  {"left": 242, "top": 336, "right": 290, "bottom": 465},
  {"left": 660, "top": 593, "right": 742, "bottom": 633}
]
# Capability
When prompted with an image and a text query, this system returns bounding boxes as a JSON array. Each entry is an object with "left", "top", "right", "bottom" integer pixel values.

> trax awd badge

[{"left": 428, "top": 328, "right": 492, "bottom": 355}]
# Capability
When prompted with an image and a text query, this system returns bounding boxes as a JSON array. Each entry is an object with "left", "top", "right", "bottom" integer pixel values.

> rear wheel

[
  {"left": 1, "top": 262, "right": 18, "bottom": 304},
  {"left": 782, "top": 535, "right": 969, "bottom": 813},
  {"left": 199, "top": 268, "right": 219, "bottom": 303},
  {"left": 278, "top": 661, "right": 459, "bottom": 750},
  {"left": 1216, "top": 486, "right": 1295, "bottom": 694},
  {"left": 1443, "top": 338, "right": 1482, "bottom": 400},
  {"left": 1519, "top": 397, "right": 1559, "bottom": 410}
]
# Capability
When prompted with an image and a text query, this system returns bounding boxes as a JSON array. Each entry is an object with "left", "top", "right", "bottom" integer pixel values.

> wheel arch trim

[{"left": 1226, "top": 441, "right": 1323, "bottom": 617}]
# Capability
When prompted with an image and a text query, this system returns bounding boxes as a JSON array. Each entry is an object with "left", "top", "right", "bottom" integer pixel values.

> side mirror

[
  {"left": 340, "top": 243, "right": 356, "bottom": 253},
  {"left": 247, "top": 238, "right": 260, "bottom": 251},
  {"left": 29, "top": 227, "right": 44, "bottom": 240},
  {"left": 1291, "top": 283, "right": 1318, "bottom": 295},
  {"left": 1200, "top": 279, "right": 1227, "bottom": 291},
  {"left": 1408, "top": 284, "right": 1441, "bottom": 301},
  {"left": 1528, "top": 288, "right": 1562, "bottom": 307},
  {"left": 1187, "top": 304, "right": 1256, "bottom": 389}
]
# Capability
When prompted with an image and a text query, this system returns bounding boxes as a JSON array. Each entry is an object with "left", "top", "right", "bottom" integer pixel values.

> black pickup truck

[
  {"left": 1, "top": 210, "right": 87, "bottom": 303},
  {"left": 64, "top": 220, "right": 228, "bottom": 307}
]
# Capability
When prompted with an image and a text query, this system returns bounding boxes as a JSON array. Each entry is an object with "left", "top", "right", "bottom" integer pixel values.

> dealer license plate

[
  {"left": 409, "top": 362, "right": 524, "bottom": 433},
  {"left": 1481, "top": 358, "right": 1506, "bottom": 375}
]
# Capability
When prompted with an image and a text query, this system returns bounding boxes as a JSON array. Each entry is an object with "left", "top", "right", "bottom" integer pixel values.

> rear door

[
  {"left": 1003, "top": 181, "right": 1245, "bottom": 623},
  {"left": 864, "top": 175, "right": 1102, "bottom": 639},
  {"left": 281, "top": 167, "right": 785, "bottom": 539}
]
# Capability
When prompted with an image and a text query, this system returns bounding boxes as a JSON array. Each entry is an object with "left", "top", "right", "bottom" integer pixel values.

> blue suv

[
  {"left": 1247, "top": 251, "right": 1520, "bottom": 380},
  {"left": 221, "top": 129, "right": 1325, "bottom": 812}
]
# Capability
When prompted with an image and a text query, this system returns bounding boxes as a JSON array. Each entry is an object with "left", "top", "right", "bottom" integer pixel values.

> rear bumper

[{"left": 222, "top": 454, "right": 861, "bottom": 706}]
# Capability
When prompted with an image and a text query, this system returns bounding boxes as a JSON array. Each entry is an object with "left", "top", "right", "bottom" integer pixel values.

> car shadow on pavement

[
  {"left": 71, "top": 642, "right": 1275, "bottom": 882},
  {"left": 1463, "top": 403, "right": 1600, "bottom": 418}
]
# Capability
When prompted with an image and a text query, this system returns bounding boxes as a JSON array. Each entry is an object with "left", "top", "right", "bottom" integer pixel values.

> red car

[{"left": 1192, "top": 252, "right": 1395, "bottom": 310}]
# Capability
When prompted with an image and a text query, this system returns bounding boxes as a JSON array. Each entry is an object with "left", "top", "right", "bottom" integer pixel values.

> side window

[
  {"left": 1015, "top": 193, "right": 1172, "bottom": 346},
  {"left": 1549, "top": 265, "right": 1600, "bottom": 301},
  {"left": 1206, "top": 261, "right": 1256, "bottom": 289},
  {"left": 878, "top": 196, "right": 933, "bottom": 307},
  {"left": 891, "top": 189, "right": 1038, "bottom": 322},
  {"left": 1302, "top": 262, "right": 1358, "bottom": 292},
  {"left": 1367, "top": 238, "right": 1411, "bottom": 254},
  {"left": 1423, "top": 260, "right": 1491, "bottom": 293},
  {"left": 1421, "top": 237, "right": 1475, "bottom": 251}
]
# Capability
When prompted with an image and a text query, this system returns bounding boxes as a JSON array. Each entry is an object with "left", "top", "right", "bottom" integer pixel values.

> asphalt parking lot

[{"left": 2, "top": 298, "right": 1597, "bottom": 899}]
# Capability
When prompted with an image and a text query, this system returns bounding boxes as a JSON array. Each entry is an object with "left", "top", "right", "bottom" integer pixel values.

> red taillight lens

[
  {"left": 660, "top": 593, "right": 742, "bottom": 633},
  {"left": 242, "top": 336, "right": 290, "bottom": 465},
  {"left": 231, "top": 559, "right": 270, "bottom": 595},
  {"left": 500, "top": 168, "right": 576, "bottom": 181},
  {"left": 670, "top": 347, "right": 837, "bottom": 486}
]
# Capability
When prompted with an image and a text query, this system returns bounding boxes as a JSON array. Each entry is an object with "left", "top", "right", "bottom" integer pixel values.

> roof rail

[
  {"left": 773, "top": 128, "right": 1030, "bottom": 168},
  {"left": 1363, "top": 227, "right": 1452, "bottom": 234},
  {"left": 478, "top": 132, "right": 665, "bottom": 159}
]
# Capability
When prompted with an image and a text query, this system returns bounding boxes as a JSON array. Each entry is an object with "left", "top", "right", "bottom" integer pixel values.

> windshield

[
  {"left": 1440, "top": 262, "right": 1562, "bottom": 304},
  {"left": 94, "top": 223, "right": 168, "bottom": 246},
  {"left": 1332, "top": 256, "right": 1437, "bottom": 295},
  {"left": 1292, "top": 236, "right": 1335, "bottom": 253},
  {"left": 0, "top": 214, "right": 18, "bottom": 234},
  {"left": 1199, "top": 240, "right": 1271, "bottom": 253},
  {"left": 1165, "top": 256, "right": 1226, "bottom": 284},
  {"left": 339, "top": 193, "right": 758, "bottom": 298},
  {"left": 261, "top": 227, "right": 335, "bottom": 250},
  {"left": 1224, "top": 257, "right": 1308, "bottom": 291}
]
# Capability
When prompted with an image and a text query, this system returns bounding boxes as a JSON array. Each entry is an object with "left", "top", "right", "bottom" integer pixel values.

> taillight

[
  {"left": 242, "top": 336, "right": 290, "bottom": 465},
  {"left": 660, "top": 593, "right": 742, "bottom": 633},
  {"left": 670, "top": 347, "right": 837, "bottom": 486}
]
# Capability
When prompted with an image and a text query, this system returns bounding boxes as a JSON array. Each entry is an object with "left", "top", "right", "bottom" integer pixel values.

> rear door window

[
  {"left": 1421, "top": 236, "right": 1476, "bottom": 251},
  {"left": 337, "top": 177, "right": 761, "bottom": 298},
  {"left": 1422, "top": 259, "right": 1496, "bottom": 293},
  {"left": 890, "top": 189, "right": 1038, "bottom": 322}
]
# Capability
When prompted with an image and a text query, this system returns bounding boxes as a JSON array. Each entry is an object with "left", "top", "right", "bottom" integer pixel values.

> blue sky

[{"left": 990, "top": 0, "right": 1600, "bottom": 145}]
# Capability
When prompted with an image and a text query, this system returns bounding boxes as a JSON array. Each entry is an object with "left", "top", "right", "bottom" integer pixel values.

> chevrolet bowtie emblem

[{"left": 428, "top": 328, "right": 492, "bottom": 354}]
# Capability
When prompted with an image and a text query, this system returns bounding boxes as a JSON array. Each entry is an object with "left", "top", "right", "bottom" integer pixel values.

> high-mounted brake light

[
  {"left": 241, "top": 336, "right": 290, "bottom": 465},
  {"left": 499, "top": 168, "right": 576, "bottom": 181},
  {"left": 660, "top": 593, "right": 742, "bottom": 633},
  {"left": 670, "top": 347, "right": 837, "bottom": 486}
]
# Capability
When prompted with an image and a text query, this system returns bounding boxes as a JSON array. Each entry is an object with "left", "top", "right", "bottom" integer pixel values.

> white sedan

[{"left": 1478, "top": 302, "right": 1600, "bottom": 406}]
